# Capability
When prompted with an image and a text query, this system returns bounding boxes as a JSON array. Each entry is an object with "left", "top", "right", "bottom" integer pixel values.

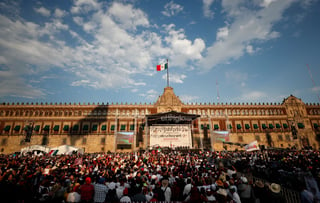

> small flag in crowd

[{"left": 156, "top": 63, "right": 168, "bottom": 71}]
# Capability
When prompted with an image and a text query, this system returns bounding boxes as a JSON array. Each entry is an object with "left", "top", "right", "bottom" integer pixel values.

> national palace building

[{"left": 0, "top": 87, "right": 320, "bottom": 154}]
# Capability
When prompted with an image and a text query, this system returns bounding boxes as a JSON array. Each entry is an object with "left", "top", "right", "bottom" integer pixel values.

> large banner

[
  {"left": 150, "top": 125, "right": 192, "bottom": 148},
  {"left": 213, "top": 131, "right": 230, "bottom": 142},
  {"left": 116, "top": 132, "right": 134, "bottom": 145}
]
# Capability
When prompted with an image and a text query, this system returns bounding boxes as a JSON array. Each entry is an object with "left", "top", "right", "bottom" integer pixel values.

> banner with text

[{"left": 150, "top": 125, "right": 192, "bottom": 148}]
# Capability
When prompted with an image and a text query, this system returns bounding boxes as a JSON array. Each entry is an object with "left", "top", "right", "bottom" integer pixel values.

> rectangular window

[
  {"left": 111, "top": 125, "right": 115, "bottom": 131},
  {"left": 63, "top": 125, "right": 69, "bottom": 131},
  {"left": 92, "top": 125, "right": 98, "bottom": 131},
  {"left": 101, "top": 138, "right": 106, "bottom": 144},
  {"left": 101, "top": 125, "right": 107, "bottom": 131},
  {"left": 121, "top": 125, "right": 126, "bottom": 131},
  {"left": 238, "top": 136, "right": 243, "bottom": 142},
  {"left": 278, "top": 135, "right": 283, "bottom": 141},
  {"left": 285, "top": 134, "right": 291, "bottom": 141},
  {"left": 253, "top": 124, "right": 259, "bottom": 129},
  {"left": 255, "top": 135, "right": 260, "bottom": 141},
  {"left": 72, "top": 125, "right": 79, "bottom": 131},
  {"left": 214, "top": 124, "right": 219, "bottom": 130},
  {"left": 83, "top": 125, "right": 89, "bottom": 131},
  {"left": 130, "top": 124, "right": 134, "bottom": 130}
]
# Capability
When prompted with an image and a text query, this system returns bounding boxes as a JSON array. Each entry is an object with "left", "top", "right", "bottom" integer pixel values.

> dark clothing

[{"left": 80, "top": 183, "right": 94, "bottom": 202}]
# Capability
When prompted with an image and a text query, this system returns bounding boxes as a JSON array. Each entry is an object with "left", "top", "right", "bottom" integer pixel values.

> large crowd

[{"left": 0, "top": 148, "right": 320, "bottom": 203}]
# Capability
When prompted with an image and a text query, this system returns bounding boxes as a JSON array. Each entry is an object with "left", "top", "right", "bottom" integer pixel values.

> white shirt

[
  {"left": 232, "top": 192, "right": 241, "bottom": 203},
  {"left": 67, "top": 192, "right": 81, "bottom": 202},
  {"left": 119, "top": 195, "right": 131, "bottom": 203}
]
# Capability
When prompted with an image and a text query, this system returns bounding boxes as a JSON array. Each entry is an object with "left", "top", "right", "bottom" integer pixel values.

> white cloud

[
  {"left": 162, "top": 1, "right": 183, "bottom": 17},
  {"left": 216, "top": 27, "right": 229, "bottom": 40},
  {"left": 260, "top": 0, "right": 277, "bottom": 8},
  {"left": 54, "top": 8, "right": 67, "bottom": 18},
  {"left": 34, "top": 6, "right": 51, "bottom": 17},
  {"left": 246, "top": 45, "right": 254, "bottom": 54},
  {"left": 71, "top": 0, "right": 100, "bottom": 14},
  {"left": 0, "top": 71, "right": 45, "bottom": 98},
  {"left": 162, "top": 73, "right": 186, "bottom": 84},
  {"left": 203, "top": 0, "right": 215, "bottom": 19},
  {"left": 200, "top": 0, "right": 295, "bottom": 71},
  {"left": 163, "top": 24, "right": 205, "bottom": 67},
  {"left": 108, "top": 2, "right": 149, "bottom": 31}
]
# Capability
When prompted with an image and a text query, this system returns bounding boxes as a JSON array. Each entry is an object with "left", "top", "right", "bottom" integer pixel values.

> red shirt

[{"left": 80, "top": 183, "right": 94, "bottom": 201}]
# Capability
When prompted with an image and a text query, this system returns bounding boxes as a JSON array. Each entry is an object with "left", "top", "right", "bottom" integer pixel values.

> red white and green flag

[{"left": 156, "top": 63, "right": 168, "bottom": 71}]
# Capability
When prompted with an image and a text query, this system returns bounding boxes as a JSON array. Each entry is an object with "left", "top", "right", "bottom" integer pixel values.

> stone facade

[{"left": 0, "top": 87, "right": 320, "bottom": 154}]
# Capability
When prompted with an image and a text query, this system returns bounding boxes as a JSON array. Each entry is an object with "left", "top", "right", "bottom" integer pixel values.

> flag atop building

[{"left": 156, "top": 62, "right": 168, "bottom": 71}]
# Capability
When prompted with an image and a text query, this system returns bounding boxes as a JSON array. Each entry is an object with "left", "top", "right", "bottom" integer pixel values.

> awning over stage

[{"left": 146, "top": 111, "right": 200, "bottom": 125}]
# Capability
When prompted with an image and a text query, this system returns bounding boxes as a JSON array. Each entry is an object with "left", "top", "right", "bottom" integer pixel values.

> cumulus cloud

[
  {"left": 34, "top": 6, "right": 51, "bottom": 17},
  {"left": 203, "top": 0, "right": 215, "bottom": 18},
  {"left": 163, "top": 24, "right": 205, "bottom": 67},
  {"left": 54, "top": 8, "right": 67, "bottom": 18},
  {"left": 162, "top": 1, "right": 183, "bottom": 17},
  {"left": 71, "top": 0, "right": 100, "bottom": 14},
  {"left": 200, "top": 0, "right": 295, "bottom": 71},
  {"left": 108, "top": 2, "right": 149, "bottom": 31}
]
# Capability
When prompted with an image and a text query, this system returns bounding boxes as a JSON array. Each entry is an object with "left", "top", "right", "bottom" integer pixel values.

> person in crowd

[
  {"left": 237, "top": 176, "right": 254, "bottom": 203},
  {"left": 67, "top": 183, "right": 81, "bottom": 203},
  {"left": 119, "top": 187, "right": 131, "bottom": 202},
  {"left": 265, "top": 183, "right": 286, "bottom": 203},
  {"left": 80, "top": 177, "right": 94, "bottom": 203},
  {"left": 93, "top": 177, "right": 108, "bottom": 203},
  {"left": 183, "top": 178, "right": 192, "bottom": 202},
  {"left": 230, "top": 187, "right": 241, "bottom": 203}
]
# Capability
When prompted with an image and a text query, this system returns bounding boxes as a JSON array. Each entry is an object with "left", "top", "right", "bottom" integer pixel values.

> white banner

[
  {"left": 150, "top": 125, "right": 192, "bottom": 148},
  {"left": 244, "top": 140, "right": 260, "bottom": 152}
]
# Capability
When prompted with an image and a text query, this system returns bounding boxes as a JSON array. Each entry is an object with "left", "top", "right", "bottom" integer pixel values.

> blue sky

[{"left": 0, "top": 0, "right": 320, "bottom": 104}]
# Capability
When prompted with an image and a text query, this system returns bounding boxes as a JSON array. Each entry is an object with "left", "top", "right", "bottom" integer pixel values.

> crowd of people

[{"left": 0, "top": 148, "right": 320, "bottom": 203}]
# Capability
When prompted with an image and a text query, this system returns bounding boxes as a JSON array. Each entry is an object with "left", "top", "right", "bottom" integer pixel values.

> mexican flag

[{"left": 156, "top": 63, "right": 168, "bottom": 71}]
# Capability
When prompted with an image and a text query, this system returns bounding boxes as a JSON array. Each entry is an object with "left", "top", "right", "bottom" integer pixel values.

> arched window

[
  {"left": 79, "top": 111, "right": 82, "bottom": 116},
  {"left": 64, "top": 111, "right": 68, "bottom": 116}
]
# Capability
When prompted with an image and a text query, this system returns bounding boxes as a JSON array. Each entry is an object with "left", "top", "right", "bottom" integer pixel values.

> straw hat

[
  {"left": 269, "top": 183, "right": 281, "bottom": 193},
  {"left": 255, "top": 180, "right": 264, "bottom": 188}
]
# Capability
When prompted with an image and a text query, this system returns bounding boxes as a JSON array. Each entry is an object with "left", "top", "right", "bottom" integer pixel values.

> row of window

[
  {"left": 200, "top": 122, "right": 310, "bottom": 130},
  {"left": 0, "top": 109, "right": 150, "bottom": 117},
  {"left": 236, "top": 134, "right": 293, "bottom": 142},
  {"left": 2, "top": 124, "right": 145, "bottom": 133},
  {"left": 189, "top": 108, "right": 286, "bottom": 116},
  {"left": 2, "top": 108, "right": 320, "bottom": 117}
]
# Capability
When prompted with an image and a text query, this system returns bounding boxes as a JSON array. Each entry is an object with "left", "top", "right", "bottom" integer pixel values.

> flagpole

[{"left": 167, "top": 59, "right": 169, "bottom": 87}]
